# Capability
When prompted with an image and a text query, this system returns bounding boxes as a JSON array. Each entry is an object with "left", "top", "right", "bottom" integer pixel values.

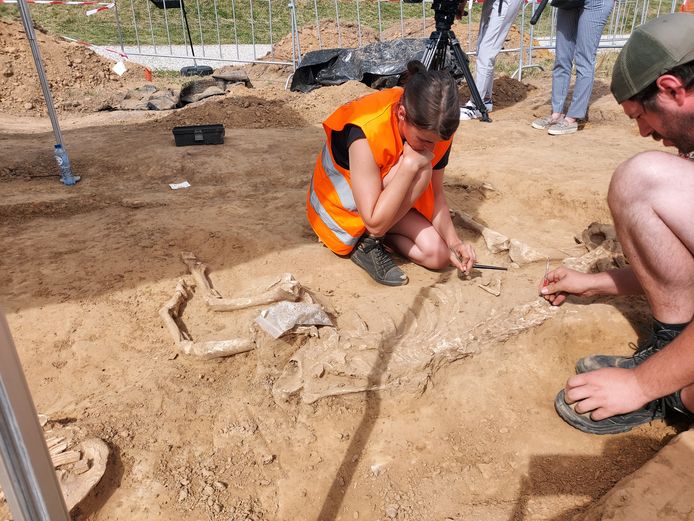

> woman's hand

[
  {"left": 449, "top": 241, "right": 476, "bottom": 274},
  {"left": 402, "top": 142, "right": 434, "bottom": 169}
]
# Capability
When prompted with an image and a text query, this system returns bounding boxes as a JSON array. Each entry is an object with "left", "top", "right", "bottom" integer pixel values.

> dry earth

[{"left": 0, "top": 15, "right": 689, "bottom": 521}]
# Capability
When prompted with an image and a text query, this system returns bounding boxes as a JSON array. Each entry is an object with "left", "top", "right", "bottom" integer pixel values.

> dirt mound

[
  {"left": 459, "top": 74, "right": 534, "bottom": 108},
  {"left": 268, "top": 19, "right": 380, "bottom": 61},
  {"left": 0, "top": 18, "right": 147, "bottom": 116}
]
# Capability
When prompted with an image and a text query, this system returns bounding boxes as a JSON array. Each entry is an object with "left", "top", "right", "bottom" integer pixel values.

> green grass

[{"left": 1, "top": 0, "right": 447, "bottom": 46}]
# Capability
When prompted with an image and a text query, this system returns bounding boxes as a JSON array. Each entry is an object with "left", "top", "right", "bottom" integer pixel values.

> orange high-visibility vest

[{"left": 306, "top": 87, "right": 453, "bottom": 255}]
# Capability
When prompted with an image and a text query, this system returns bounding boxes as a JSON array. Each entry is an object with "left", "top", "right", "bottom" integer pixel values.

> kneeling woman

[{"left": 306, "top": 61, "right": 476, "bottom": 286}]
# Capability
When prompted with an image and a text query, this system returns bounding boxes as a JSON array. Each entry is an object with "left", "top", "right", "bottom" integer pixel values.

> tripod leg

[
  {"left": 448, "top": 33, "right": 491, "bottom": 123},
  {"left": 421, "top": 31, "right": 447, "bottom": 71}
]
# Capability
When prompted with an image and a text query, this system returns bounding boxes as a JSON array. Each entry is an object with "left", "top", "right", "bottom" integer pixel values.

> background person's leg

[
  {"left": 475, "top": 0, "right": 524, "bottom": 102},
  {"left": 551, "top": 8, "right": 579, "bottom": 115},
  {"left": 386, "top": 209, "right": 450, "bottom": 270},
  {"left": 565, "top": 0, "right": 614, "bottom": 120}
]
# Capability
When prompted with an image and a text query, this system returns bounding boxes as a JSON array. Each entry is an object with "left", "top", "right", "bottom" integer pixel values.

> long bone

[
  {"left": 181, "top": 252, "right": 302, "bottom": 311},
  {"left": 158, "top": 279, "right": 254, "bottom": 359}
]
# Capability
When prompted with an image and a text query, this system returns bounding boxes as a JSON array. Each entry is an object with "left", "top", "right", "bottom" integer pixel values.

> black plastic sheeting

[{"left": 290, "top": 38, "right": 434, "bottom": 93}]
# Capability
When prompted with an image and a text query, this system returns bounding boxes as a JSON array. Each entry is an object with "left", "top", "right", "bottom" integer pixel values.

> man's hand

[
  {"left": 539, "top": 266, "right": 600, "bottom": 306},
  {"left": 564, "top": 368, "right": 651, "bottom": 420},
  {"left": 449, "top": 241, "right": 476, "bottom": 274}
]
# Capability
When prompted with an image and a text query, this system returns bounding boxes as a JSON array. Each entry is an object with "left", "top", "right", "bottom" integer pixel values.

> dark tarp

[{"left": 290, "top": 38, "right": 434, "bottom": 93}]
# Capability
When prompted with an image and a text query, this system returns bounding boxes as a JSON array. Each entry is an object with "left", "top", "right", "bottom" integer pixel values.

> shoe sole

[
  {"left": 548, "top": 127, "right": 578, "bottom": 135},
  {"left": 350, "top": 255, "right": 408, "bottom": 287},
  {"left": 531, "top": 122, "right": 555, "bottom": 130}
]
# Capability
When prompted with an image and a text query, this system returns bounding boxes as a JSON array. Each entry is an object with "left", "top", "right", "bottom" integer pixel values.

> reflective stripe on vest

[
  {"left": 320, "top": 143, "right": 356, "bottom": 212},
  {"left": 308, "top": 173, "right": 360, "bottom": 250}
]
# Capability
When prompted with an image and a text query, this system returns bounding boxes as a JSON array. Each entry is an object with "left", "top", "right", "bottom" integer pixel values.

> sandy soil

[{"left": 0, "top": 16, "right": 687, "bottom": 521}]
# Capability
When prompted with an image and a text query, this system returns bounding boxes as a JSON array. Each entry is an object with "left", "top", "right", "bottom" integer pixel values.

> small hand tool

[
  {"left": 449, "top": 247, "right": 508, "bottom": 272},
  {"left": 542, "top": 257, "right": 550, "bottom": 287},
  {"left": 472, "top": 263, "right": 508, "bottom": 271}
]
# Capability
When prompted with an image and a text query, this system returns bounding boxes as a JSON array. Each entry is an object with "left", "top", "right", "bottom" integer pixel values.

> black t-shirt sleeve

[
  {"left": 330, "top": 124, "right": 366, "bottom": 170},
  {"left": 433, "top": 144, "right": 451, "bottom": 170}
]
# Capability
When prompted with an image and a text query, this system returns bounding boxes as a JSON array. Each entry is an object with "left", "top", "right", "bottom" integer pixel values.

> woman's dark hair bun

[{"left": 406, "top": 60, "right": 427, "bottom": 76}]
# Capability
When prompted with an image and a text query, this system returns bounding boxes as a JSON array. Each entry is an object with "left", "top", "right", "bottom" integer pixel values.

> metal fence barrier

[{"left": 8, "top": 0, "right": 683, "bottom": 73}]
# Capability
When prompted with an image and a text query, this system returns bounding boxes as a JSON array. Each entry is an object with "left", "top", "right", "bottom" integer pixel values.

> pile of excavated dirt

[{"left": 0, "top": 18, "right": 148, "bottom": 116}]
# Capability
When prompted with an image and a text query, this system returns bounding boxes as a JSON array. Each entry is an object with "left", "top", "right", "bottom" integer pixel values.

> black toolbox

[{"left": 172, "top": 124, "right": 225, "bottom": 146}]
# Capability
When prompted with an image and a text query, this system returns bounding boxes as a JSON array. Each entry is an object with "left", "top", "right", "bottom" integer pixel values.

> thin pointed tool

[{"left": 472, "top": 263, "right": 508, "bottom": 271}]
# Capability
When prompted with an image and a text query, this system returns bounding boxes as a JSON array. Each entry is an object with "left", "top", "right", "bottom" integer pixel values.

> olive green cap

[{"left": 611, "top": 13, "right": 694, "bottom": 103}]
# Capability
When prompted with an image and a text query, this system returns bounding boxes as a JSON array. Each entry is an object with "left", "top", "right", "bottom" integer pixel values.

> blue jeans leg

[
  {"left": 565, "top": 0, "right": 614, "bottom": 119},
  {"left": 551, "top": 8, "right": 580, "bottom": 114}
]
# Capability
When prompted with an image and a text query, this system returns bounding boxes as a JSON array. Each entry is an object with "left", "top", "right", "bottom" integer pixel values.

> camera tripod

[{"left": 421, "top": 0, "right": 491, "bottom": 122}]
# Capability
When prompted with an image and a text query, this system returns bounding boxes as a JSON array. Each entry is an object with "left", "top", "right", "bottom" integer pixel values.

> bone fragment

[
  {"left": 182, "top": 252, "right": 303, "bottom": 311},
  {"left": 46, "top": 436, "right": 66, "bottom": 450},
  {"left": 477, "top": 278, "right": 501, "bottom": 296},
  {"left": 49, "top": 440, "right": 69, "bottom": 456},
  {"left": 159, "top": 279, "right": 256, "bottom": 359},
  {"left": 563, "top": 244, "right": 626, "bottom": 273},
  {"left": 207, "top": 273, "right": 303, "bottom": 312},
  {"left": 178, "top": 338, "right": 254, "bottom": 360},
  {"left": 508, "top": 239, "right": 546, "bottom": 265},
  {"left": 159, "top": 279, "right": 194, "bottom": 345},
  {"left": 52, "top": 450, "right": 81, "bottom": 468},
  {"left": 59, "top": 438, "right": 109, "bottom": 511},
  {"left": 450, "top": 209, "right": 510, "bottom": 253},
  {"left": 181, "top": 251, "right": 222, "bottom": 300}
]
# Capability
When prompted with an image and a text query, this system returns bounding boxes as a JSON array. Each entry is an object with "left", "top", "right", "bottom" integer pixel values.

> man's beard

[{"left": 652, "top": 102, "right": 694, "bottom": 155}]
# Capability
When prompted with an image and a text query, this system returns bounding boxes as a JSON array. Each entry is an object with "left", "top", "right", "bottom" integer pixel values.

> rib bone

[{"left": 451, "top": 209, "right": 510, "bottom": 253}]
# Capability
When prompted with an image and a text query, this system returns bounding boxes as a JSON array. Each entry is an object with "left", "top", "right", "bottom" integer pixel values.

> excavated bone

[
  {"left": 179, "top": 338, "right": 254, "bottom": 360},
  {"left": 51, "top": 450, "right": 81, "bottom": 468},
  {"left": 59, "top": 438, "right": 109, "bottom": 511},
  {"left": 477, "top": 278, "right": 501, "bottom": 296},
  {"left": 563, "top": 244, "right": 626, "bottom": 273},
  {"left": 273, "top": 288, "right": 559, "bottom": 404},
  {"left": 181, "top": 252, "right": 303, "bottom": 311},
  {"left": 206, "top": 273, "right": 303, "bottom": 312},
  {"left": 180, "top": 251, "right": 223, "bottom": 301},
  {"left": 508, "top": 239, "right": 547, "bottom": 265},
  {"left": 159, "top": 279, "right": 255, "bottom": 359},
  {"left": 450, "top": 209, "right": 510, "bottom": 253},
  {"left": 580, "top": 222, "right": 621, "bottom": 252}
]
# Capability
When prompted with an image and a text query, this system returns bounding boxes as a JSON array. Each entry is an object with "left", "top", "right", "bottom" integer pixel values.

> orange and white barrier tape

[
  {"left": 85, "top": 2, "right": 114, "bottom": 15},
  {"left": 0, "top": 0, "right": 115, "bottom": 13},
  {"left": 0, "top": 0, "right": 111, "bottom": 5}
]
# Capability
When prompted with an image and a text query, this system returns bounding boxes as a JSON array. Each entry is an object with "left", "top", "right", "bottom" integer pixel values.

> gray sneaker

[
  {"left": 531, "top": 115, "right": 561, "bottom": 130},
  {"left": 575, "top": 321, "right": 684, "bottom": 373},
  {"left": 350, "top": 235, "right": 408, "bottom": 286},
  {"left": 548, "top": 119, "right": 578, "bottom": 135},
  {"left": 555, "top": 389, "right": 666, "bottom": 435}
]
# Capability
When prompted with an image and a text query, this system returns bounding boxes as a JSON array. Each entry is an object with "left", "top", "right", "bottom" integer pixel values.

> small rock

[
  {"left": 177, "top": 488, "right": 188, "bottom": 502},
  {"left": 202, "top": 485, "right": 214, "bottom": 497},
  {"left": 213, "top": 481, "right": 227, "bottom": 490},
  {"left": 24, "top": 102, "right": 33, "bottom": 110},
  {"left": 261, "top": 453, "right": 275, "bottom": 465},
  {"left": 385, "top": 504, "right": 399, "bottom": 518}
]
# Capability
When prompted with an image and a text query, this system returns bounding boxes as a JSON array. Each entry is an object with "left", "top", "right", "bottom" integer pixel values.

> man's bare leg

[{"left": 608, "top": 150, "right": 694, "bottom": 407}]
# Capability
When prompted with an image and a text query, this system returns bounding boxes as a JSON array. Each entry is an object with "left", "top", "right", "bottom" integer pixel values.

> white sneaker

[{"left": 459, "top": 101, "right": 493, "bottom": 121}]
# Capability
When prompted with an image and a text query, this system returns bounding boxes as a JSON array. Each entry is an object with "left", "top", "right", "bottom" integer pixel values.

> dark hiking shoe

[
  {"left": 554, "top": 389, "right": 666, "bottom": 435},
  {"left": 350, "top": 235, "right": 408, "bottom": 286},
  {"left": 575, "top": 321, "right": 684, "bottom": 374}
]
